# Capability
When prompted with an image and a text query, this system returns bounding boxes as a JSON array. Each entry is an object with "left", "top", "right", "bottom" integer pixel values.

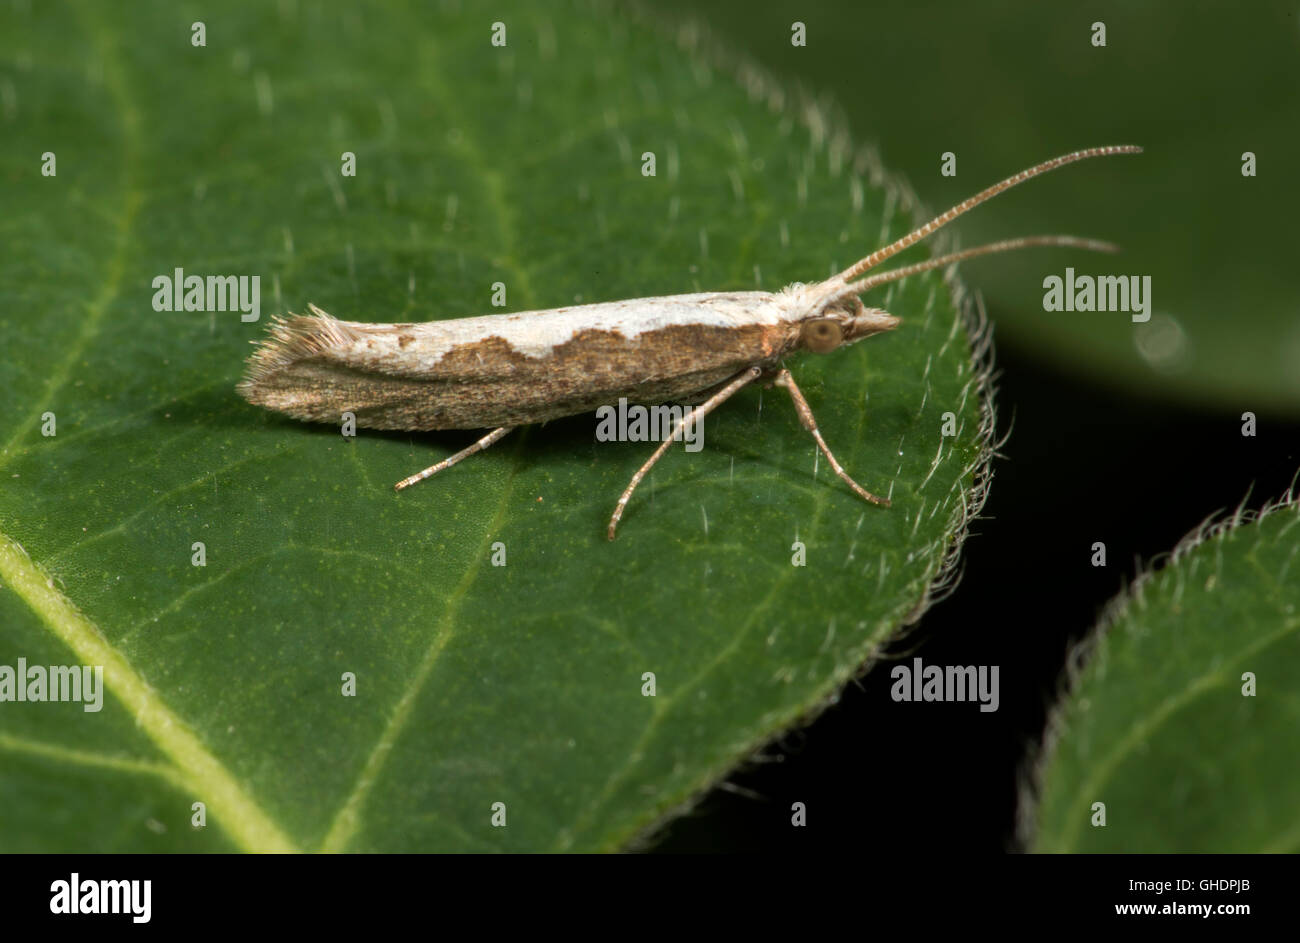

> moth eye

[{"left": 801, "top": 318, "right": 842, "bottom": 353}]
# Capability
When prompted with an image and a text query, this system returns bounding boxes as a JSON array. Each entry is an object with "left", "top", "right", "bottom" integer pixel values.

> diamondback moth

[{"left": 238, "top": 145, "right": 1141, "bottom": 538}]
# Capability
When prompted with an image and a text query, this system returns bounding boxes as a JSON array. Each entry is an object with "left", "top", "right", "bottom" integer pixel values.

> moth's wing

[{"left": 237, "top": 296, "right": 790, "bottom": 430}]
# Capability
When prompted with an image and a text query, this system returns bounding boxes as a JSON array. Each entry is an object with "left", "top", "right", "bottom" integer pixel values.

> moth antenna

[
  {"left": 833, "top": 145, "right": 1141, "bottom": 284},
  {"left": 843, "top": 235, "right": 1119, "bottom": 296}
]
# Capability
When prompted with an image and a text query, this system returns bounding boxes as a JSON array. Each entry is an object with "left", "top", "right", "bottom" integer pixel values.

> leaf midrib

[
  {"left": 0, "top": 5, "right": 296, "bottom": 854},
  {"left": 0, "top": 533, "right": 299, "bottom": 852},
  {"left": 1052, "top": 611, "right": 1300, "bottom": 851}
]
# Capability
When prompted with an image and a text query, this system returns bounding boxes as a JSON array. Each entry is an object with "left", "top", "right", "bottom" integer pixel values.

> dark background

[
  {"left": 653, "top": 338, "right": 1299, "bottom": 852},
  {"left": 645, "top": 0, "right": 1300, "bottom": 852}
]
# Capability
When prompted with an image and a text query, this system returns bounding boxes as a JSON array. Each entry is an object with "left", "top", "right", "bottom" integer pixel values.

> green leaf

[
  {"left": 655, "top": 0, "right": 1300, "bottom": 412},
  {"left": 0, "top": 1, "right": 990, "bottom": 851},
  {"left": 1029, "top": 493, "right": 1300, "bottom": 853}
]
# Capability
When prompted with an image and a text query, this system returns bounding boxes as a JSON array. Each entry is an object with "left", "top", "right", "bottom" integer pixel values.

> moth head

[
  {"left": 794, "top": 286, "right": 900, "bottom": 354},
  {"left": 785, "top": 147, "right": 1145, "bottom": 356}
]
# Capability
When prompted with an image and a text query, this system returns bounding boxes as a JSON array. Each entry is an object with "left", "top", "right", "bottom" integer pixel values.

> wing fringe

[{"left": 237, "top": 303, "right": 361, "bottom": 394}]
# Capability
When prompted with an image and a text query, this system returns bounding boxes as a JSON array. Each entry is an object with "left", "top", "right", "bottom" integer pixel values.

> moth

[{"left": 239, "top": 145, "right": 1140, "bottom": 538}]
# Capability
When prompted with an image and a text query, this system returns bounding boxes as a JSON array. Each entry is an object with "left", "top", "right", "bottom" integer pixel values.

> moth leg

[
  {"left": 773, "top": 368, "right": 890, "bottom": 507},
  {"left": 394, "top": 426, "right": 514, "bottom": 492},
  {"left": 607, "top": 366, "right": 762, "bottom": 540}
]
